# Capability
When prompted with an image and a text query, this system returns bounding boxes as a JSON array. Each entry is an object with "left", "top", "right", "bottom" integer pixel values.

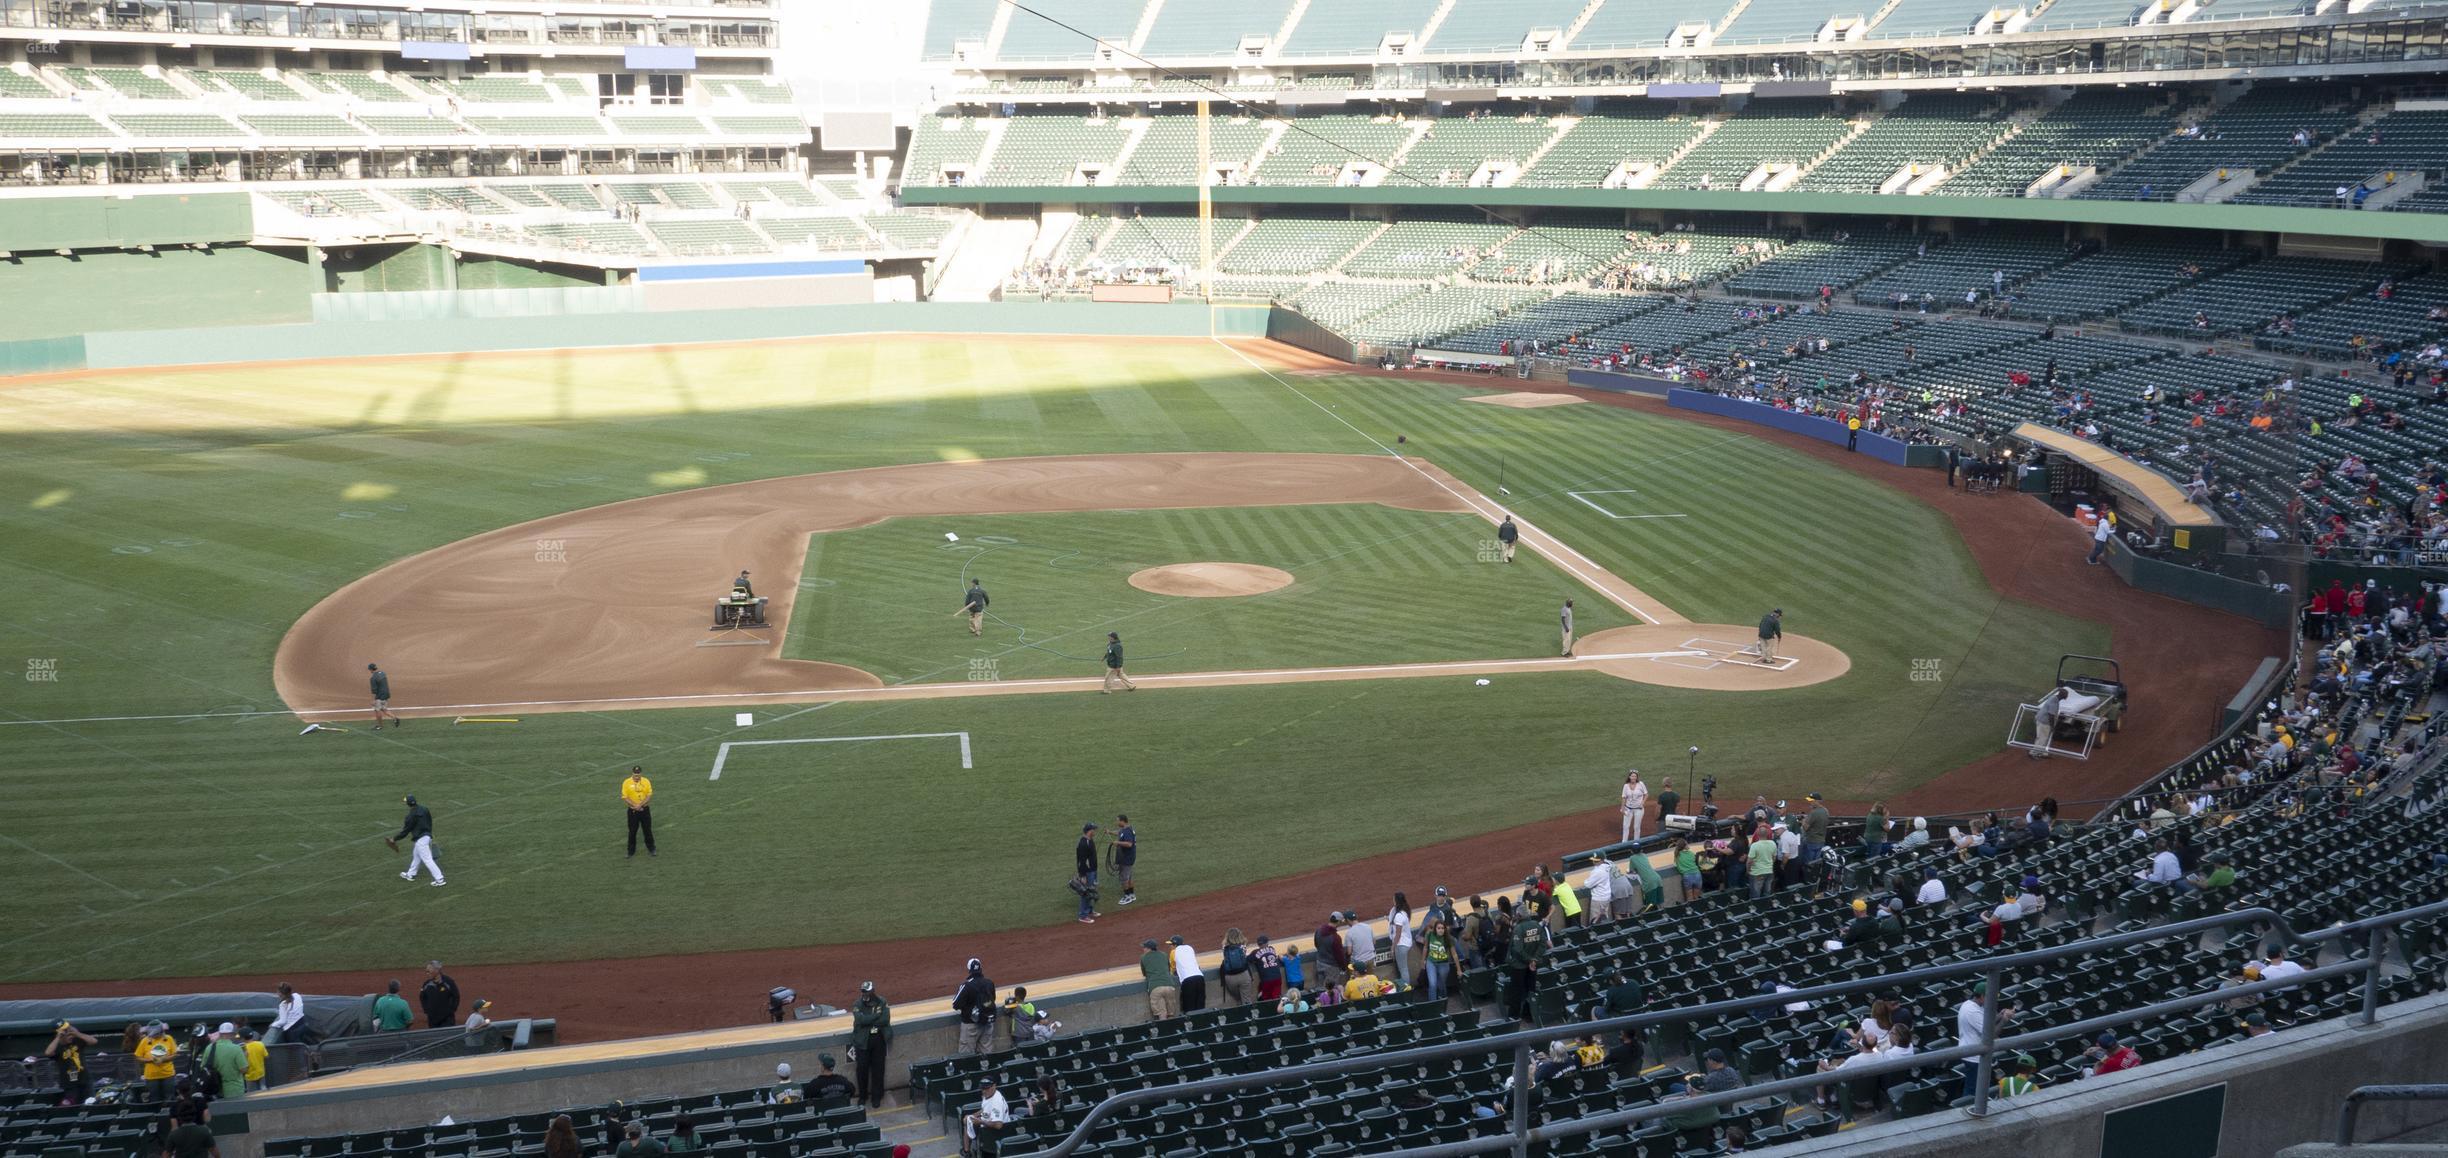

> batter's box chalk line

[
  {"left": 708, "top": 731, "right": 974, "bottom": 780},
  {"left": 1680, "top": 637, "right": 1800, "bottom": 672},
  {"left": 1566, "top": 490, "right": 1689, "bottom": 521}
]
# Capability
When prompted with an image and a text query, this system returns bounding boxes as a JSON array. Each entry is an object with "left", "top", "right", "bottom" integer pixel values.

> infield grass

[
  {"left": 782, "top": 506, "right": 1635, "bottom": 681},
  {"left": 0, "top": 335, "right": 2106, "bottom": 981}
]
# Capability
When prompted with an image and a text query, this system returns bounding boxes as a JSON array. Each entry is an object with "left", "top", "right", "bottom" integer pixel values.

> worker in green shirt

[
  {"left": 849, "top": 981, "right": 891, "bottom": 1109},
  {"left": 1140, "top": 938, "right": 1179, "bottom": 1018},
  {"left": 1509, "top": 901, "right": 1553, "bottom": 1019},
  {"left": 200, "top": 1024, "right": 248, "bottom": 1099},
  {"left": 373, "top": 980, "right": 414, "bottom": 1031},
  {"left": 1627, "top": 851, "right": 1666, "bottom": 913}
]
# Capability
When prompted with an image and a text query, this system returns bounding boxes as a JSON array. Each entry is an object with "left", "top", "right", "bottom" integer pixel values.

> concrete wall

[
  {"left": 1768, "top": 992, "right": 2448, "bottom": 1158},
  {"left": 219, "top": 978, "right": 1158, "bottom": 1158}
]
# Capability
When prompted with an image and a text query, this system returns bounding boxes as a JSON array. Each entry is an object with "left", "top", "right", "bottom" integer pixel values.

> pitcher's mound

[
  {"left": 1130, "top": 562, "right": 1295, "bottom": 598},
  {"left": 1463, "top": 392, "right": 1585, "bottom": 409}
]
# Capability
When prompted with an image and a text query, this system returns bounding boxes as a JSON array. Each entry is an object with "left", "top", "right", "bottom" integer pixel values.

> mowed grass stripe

[{"left": 0, "top": 337, "right": 2105, "bottom": 978}]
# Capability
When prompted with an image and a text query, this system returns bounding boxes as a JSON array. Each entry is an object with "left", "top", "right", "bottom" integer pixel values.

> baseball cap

[
  {"left": 217, "top": 1022, "right": 235, "bottom": 1035},
  {"left": 1703, "top": 1048, "right": 1727, "bottom": 1063},
  {"left": 1805, "top": 792, "right": 1823, "bottom": 802},
  {"left": 776, "top": 1063, "right": 792, "bottom": 1079},
  {"left": 2243, "top": 1011, "right": 2268, "bottom": 1026},
  {"left": 1169, "top": 935, "right": 1186, "bottom": 945},
  {"left": 1142, "top": 939, "right": 1160, "bottom": 950},
  {"left": 860, "top": 980, "right": 876, "bottom": 993},
  {"left": 982, "top": 1075, "right": 999, "bottom": 1087},
  {"left": 819, "top": 1053, "right": 836, "bottom": 1068},
  {"left": 1083, "top": 822, "right": 1098, "bottom": 832},
  {"left": 403, "top": 794, "right": 417, "bottom": 805},
  {"left": 2096, "top": 1032, "right": 2118, "bottom": 1047}
]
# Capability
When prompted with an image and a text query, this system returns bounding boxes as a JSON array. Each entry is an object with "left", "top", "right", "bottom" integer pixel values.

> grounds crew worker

[
  {"left": 621, "top": 766, "right": 657, "bottom": 858},
  {"left": 958, "top": 579, "right": 989, "bottom": 637},
  {"left": 367, "top": 662, "right": 398, "bottom": 730},
  {"left": 1104, "top": 632, "right": 1136, "bottom": 693},
  {"left": 1756, "top": 608, "right": 1784, "bottom": 665},
  {"left": 1560, "top": 600, "right": 1576, "bottom": 657},
  {"left": 390, "top": 794, "right": 445, "bottom": 886},
  {"left": 1498, "top": 515, "right": 1519, "bottom": 563},
  {"left": 848, "top": 981, "right": 892, "bottom": 1108}
]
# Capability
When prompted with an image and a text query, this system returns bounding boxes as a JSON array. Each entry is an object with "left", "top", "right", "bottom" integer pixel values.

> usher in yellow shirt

[{"left": 622, "top": 776, "right": 654, "bottom": 808}]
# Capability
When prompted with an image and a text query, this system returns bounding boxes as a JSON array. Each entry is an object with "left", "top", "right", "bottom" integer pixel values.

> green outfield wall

[
  {"left": 0, "top": 246, "right": 316, "bottom": 341},
  {"left": 897, "top": 185, "right": 2448, "bottom": 244},
  {"left": 0, "top": 299, "right": 1267, "bottom": 375},
  {"left": 0, "top": 191, "right": 255, "bottom": 252}
]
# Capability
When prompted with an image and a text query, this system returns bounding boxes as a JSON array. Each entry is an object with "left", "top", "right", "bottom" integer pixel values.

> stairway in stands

[{"left": 932, "top": 215, "right": 1040, "bottom": 301}]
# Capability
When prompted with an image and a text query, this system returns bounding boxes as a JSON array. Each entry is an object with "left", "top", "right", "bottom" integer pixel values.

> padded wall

[{"left": 0, "top": 247, "right": 315, "bottom": 341}]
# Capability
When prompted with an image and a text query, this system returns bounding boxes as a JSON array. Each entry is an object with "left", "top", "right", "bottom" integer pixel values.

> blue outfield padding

[
  {"left": 1667, "top": 388, "right": 1942, "bottom": 468},
  {"left": 635, "top": 260, "right": 868, "bottom": 282},
  {"left": 1566, "top": 368, "right": 1674, "bottom": 396}
]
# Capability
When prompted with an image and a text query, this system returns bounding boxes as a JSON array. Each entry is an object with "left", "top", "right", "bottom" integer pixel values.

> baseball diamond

[{"left": 8, "top": 1, "right": 2439, "bottom": 1147}]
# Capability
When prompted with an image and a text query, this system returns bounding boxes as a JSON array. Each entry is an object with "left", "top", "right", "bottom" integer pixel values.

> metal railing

[
  {"left": 1010, "top": 897, "right": 2448, "bottom": 1158},
  {"left": 2336, "top": 1084, "right": 2448, "bottom": 1145}
]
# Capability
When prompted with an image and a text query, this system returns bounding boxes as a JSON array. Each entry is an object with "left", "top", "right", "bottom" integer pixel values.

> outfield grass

[
  {"left": 0, "top": 336, "right": 2106, "bottom": 980},
  {"left": 782, "top": 506, "right": 1635, "bottom": 681}
]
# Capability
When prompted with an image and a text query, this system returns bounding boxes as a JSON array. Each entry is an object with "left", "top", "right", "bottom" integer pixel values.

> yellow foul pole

[{"left": 1198, "top": 97, "right": 1215, "bottom": 322}]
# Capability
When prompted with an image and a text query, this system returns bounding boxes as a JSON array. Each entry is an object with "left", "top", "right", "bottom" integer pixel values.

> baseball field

[{"left": 0, "top": 334, "right": 2107, "bottom": 993}]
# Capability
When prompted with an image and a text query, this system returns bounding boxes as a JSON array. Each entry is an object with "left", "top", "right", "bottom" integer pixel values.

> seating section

[
  {"left": 710, "top": 115, "right": 807, "bottom": 136},
  {"left": 614, "top": 114, "right": 715, "bottom": 137},
  {"left": 1516, "top": 107, "right": 1705, "bottom": 187},
  {"left": 463, "top": 115, "right": 609, "bottom": 137},
  {"left": 2259, "top": 274, "right": 2448, "bottom": 358},
  {"left": 0, "top": 1095, "right": 162, "bottom": 1156},
  {"left": 996, "top": 0, "right": 1144, "bottom": 61},
  {"left": 1721, "top": 234, "right": 1917, "bottom": 298},
  {"left": 1253, "top": 115, "right": 1416, "bottom": 185},
  {"left": 355, "top": 114, "right": 467, "bottom": 136},
  {"left": 1348, "top": 285, "right": 1545, "bottom": 345},
  {"left": 1280, "top": 0, "right": 1440, "bottom": 55},
  {"left": 0, "top": 70, "right": 56, "bottom": 99},
  {"left": 1851, "top": 236, "right": 2072, "bottom": 307},
  {"left": 195, "top": 69, "right": 301, "bottom": 100},
  {"left": 300, "top": 71, "right": 414, "bottom": 102},
  {"left": 1790, "top": 94, "right": 2005, "bottom": 193},
  {"left": 242, "top": 113, "right": 366, "bottom": 136},
  {"left": 2237, "top": 109, "right": 2448, "bottom": 207},
  {"left": 1339, "top": 216, "right": 1519, "bottom": 279},
  {"left": 1720, "top": 0, "right": 1860, "bottom": 44},
  {"left": 1429, "top": 0, "right": 1590, "bottom": 53},
  {"left": 75, "top": 66, "right": 183, "bottom": 99},
  {"left": 2005, "top": 241, "right": 2243, "bottom": 321},
  {"left": 1651, "top": 100, "right": 1853, "bottom": 190},
  {"left": 1118, "top": 115, "right": 1274, "bottom": 184},
  {"left": 2120, "top": 256, "right": 2396, "bottom": 335},
  {"left": 263, "top": 1085, "right": 884, "bottom": 1158},
  {"left": 1218, "top": 215, "right": 1383, "bottom": 275},
  {"left": 2080, "top": 85, "right": 2348, "bottom": 201},
  {"left": 1389, "top": 116, "right": 1558, "bottom": 186},
  {"left": 109, "top": 113, "right": 243, "bottom": 136},
  {"left": 1140, "top": 0, "right": 1297, "bottom": 57},
  {"left": 1935, "top": 90, "right": 2172, "bottom": 197},
  {"left": 904, "top": 115, "right": 993, "bottom": 183},
  {"left": 977, "top": 115, "right": 1132, "bottom": 185},
  {"left": 648, "top": 219, "right": 771, "bottom": 255},
  {"left": 0, "top": 113, "right": 111, "bottom": 137}
]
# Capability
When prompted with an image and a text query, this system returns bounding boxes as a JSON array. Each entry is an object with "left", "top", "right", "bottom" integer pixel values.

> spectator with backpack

[
  {"left": 197, "top": 1023, "right": 247, "bottom": 1102},
  {"left": 1215, "top": 929, "right": 1255, "bottom": 1007},
  {"left": 1312, "top": 913, "right": 1351, "bottom": 992},
  {"left": 951, "top": 959, "right": 995, "bottom": 1056}
]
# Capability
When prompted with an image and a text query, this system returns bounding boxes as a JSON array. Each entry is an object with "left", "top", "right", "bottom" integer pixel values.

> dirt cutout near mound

[
  {"left": 1576, "top": 624, "right": 1849, "bottom": 691},
  {"left": 1129, "top": 562, "right": 1296, "bottom": 598},
  {"left": 1463, "top": 391, "right": 1587, "bottom": 409}
]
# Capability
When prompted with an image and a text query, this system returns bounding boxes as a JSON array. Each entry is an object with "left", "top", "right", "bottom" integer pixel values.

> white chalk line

[
  {"left": 1566, "top": 487, "right": 1684, "bottom": 519},
  {"left": 1215, "top": 339, "right": 1663, "bottom": 626},
  {"left": 708, "top": 731, "right": 973, "bottom": 780}
]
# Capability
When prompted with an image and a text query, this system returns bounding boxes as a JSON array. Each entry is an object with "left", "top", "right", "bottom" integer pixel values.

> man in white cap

[
  {"left": 963, "top": 1075, "right": 1010, "bottom": 1156},
  {"left": 200, "top": 1022, "right": 248, "bottom": 1101},
  {"left": 766, "top": 1062, "right": 803, "bottom": 1105}
]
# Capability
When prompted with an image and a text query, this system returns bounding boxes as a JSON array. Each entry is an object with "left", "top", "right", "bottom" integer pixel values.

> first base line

[{"left": 708, "top": 731, "right": 974, "bottom": 781}]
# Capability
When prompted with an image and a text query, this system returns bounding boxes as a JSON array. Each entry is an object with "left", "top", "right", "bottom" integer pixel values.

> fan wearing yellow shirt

[
  {"left": 136, "top": 1020, "right": 179, "bottom": 1103},
  {"left": 241, "top": 1028, "right": 269, "bottom": 1092},
  {"left": 621, "top": 767, "right": 657, "bottom": 859},
  {"left": 1343, "top": 972, "right": 1387, "bottom": 1002}
]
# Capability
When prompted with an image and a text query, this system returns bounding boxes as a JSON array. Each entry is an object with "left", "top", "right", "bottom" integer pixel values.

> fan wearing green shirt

[
  {"left": 1745, "top": 833, "right": 1778, "bottom": 899},
  {"left": 373, "top": 980, "right": 415, "bottom": 1031}
]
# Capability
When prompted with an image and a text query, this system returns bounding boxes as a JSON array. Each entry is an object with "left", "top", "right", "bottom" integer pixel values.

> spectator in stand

[
  {"left": 2138, "top": 839, "right": 2183, "bottom": 884},
  {"left": 1386, "top": 893, "right": 1415, "bottom": 981},
  {"left": 1216, "top": 929, "right": 1255, "bottom": 1008},
  {"left": 1140, "top": 940, "right": 1180, "bottom": 1020},
  {"left": 1584, "top": 860, "right": 1615, "bottom": 928},
  {"left": 1673, "top": 837, "right": 1703, "bottom": 901},
  {"left": 952, "top": 959, "right": 995, "bottom": 1056},
  {"left": 1344, "top": 911, "right": 1379, "bottom": 979},
  {"left": 271, "top": 984, "right": 310, "bottom": 1047},
  {"left": 1421, "top": 917, "right": 1458, "bottom": 1005},
  {"left": 136, "top": 1020, "right": 179, "bottom": 1103},
  {"left": 1313, "top": 912, "right": 1351, "bottom": 991},
  {"left": 543, "top": 1115, "right": 582, "bottom": 1158},
  {"left": 2085, "top": 1032, "right": 2143, "bottom": 1075},
  {"left": 1511, "top": 899, "right": 1554, "bottom": 1018},
  {"left": 1170, "top": 936, "right": 1207, "bottom": 1013},
  {"left": 2259, "top": 946, "right": 2308, "bottom": 987}
]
